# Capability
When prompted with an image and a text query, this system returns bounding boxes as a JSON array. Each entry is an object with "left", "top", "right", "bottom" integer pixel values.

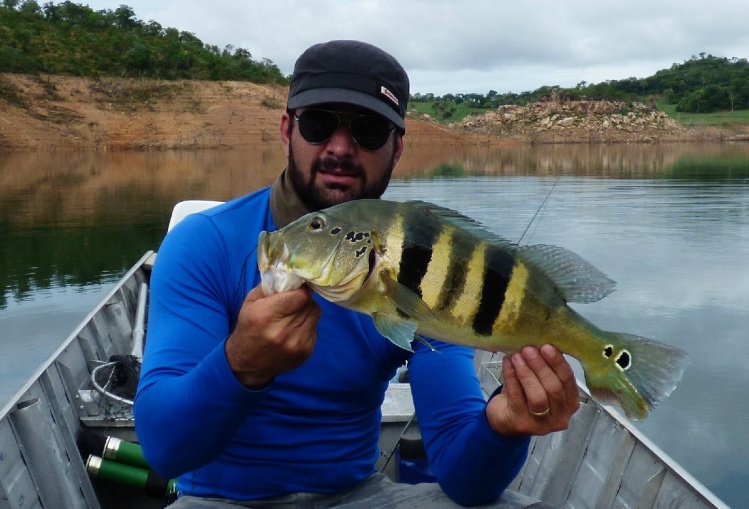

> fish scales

[
  {"left": 420, "top": 227, "right": 455, "bottom": 310},
  {"left": 394, "top": 214, "right": 498, "bottom": 334},
  {"left": 445, "top": 237, "right": 486, "bottom": 326},
  {"left": 396, "top": 208, "right": 438, "bottom": 300},
  {"left": 396, "top": 217, "right": 515, "bottom": 340},
  {"left": 473, "top": 244, "right": 513, "bottom": 336},
  {"left": 257, "top": 199, "right": 690, "bottom": 421}
]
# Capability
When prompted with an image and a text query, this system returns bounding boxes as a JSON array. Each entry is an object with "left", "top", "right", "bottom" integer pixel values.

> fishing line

[
  {"left": 487, "top": 178, "right": 560, "bottom": 390},
  {"left": 378, "top": 412, "right": 416, "bottom": 473},
  {"left": 518, "top": 177, "right": 561, "bottom": 245}
]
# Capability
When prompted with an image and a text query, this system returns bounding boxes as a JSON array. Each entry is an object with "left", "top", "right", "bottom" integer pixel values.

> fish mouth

[
  {"left": 257, "top": 231, "right": 270, "bottom": 271},
  {"left": 257, "top": 231, "right": 304, "bottom": 296}
]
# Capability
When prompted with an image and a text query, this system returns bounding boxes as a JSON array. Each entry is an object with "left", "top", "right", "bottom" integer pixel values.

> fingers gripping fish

[{"left": 257, "top": 199, "right": 689, "bottom": 421}]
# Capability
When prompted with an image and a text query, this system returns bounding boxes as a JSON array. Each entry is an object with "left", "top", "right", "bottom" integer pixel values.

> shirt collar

[{"left": 269, "top": 167, "right": 312, "bottom": 229}]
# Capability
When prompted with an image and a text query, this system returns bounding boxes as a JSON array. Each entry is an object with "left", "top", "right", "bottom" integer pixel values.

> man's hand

[
  {"left": 486, "top": 345, "right": 580, "bottom": 436},
  {"left": 225, "top": 284, "right": 321, "bottom": 389}
]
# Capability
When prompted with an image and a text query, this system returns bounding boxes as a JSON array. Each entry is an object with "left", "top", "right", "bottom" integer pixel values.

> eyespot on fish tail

[{"left": 584, "top": 331, "right": 690, "bottom": 420}]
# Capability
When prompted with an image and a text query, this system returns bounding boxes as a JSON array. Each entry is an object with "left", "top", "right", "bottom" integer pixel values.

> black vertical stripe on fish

[
  {"left": 436, "top": 253, "right": 468, "bottom": 312},
  {"left": 397, "top": 220, "right": 438, "bottom": 298},
  {"left": 472, "top": 246, "right": 514, "bottom": 336},
  {"left": 398, "top": 243, "right": 432, "bottom": 298}
]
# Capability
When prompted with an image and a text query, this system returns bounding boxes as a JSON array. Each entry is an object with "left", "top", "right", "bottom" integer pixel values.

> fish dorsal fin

[
  {"left": 516, "top": 244, "right": 616, "bottom": 303},
  {"left": 404, "top": 201, "right": 516, "bottom": 249},
  {"left": 402, "top": 201, "right": 614, "bottom": 302}
]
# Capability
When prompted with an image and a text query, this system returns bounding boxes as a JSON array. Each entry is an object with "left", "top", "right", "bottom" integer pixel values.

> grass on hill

[
  {"left": 409, "top": 102, "right": 486, "bottom": 124},
  {"left": 657, "top": 101, "right": 749, "bottom": 126},
  {"left": 411, "top": 98, "right": 749, "bottom": 128}
]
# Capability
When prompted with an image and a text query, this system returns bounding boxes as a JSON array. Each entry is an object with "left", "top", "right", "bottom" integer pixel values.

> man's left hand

[{"left": 485, "top": 345, "right": 580, "bottom": 436}]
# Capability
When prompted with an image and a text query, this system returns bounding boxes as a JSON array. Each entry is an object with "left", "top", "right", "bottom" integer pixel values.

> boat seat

[
  {"left": 167, "top": 200, "right": 224, "bottom": 232},
  {"left": 144, "top": 200, "right": 225, "bottom": 268}
]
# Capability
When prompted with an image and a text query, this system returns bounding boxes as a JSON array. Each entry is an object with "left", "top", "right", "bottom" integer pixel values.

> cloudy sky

[{"left": 79, "top": 0, "right": 749, "bottom": 96}]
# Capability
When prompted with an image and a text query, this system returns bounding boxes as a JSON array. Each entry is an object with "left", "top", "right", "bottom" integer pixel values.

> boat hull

[{"left": 0, "top": 250, "right": 727, "bottom": 508}]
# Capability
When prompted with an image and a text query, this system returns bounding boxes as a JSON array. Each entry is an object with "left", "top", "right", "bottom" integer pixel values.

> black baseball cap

[{"left": 287, "top": 40, "right": 410, "bottom": 130}]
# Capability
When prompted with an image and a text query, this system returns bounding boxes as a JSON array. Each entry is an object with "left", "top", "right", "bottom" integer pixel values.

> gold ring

[{"left": 530, "top": 407, "right": 550, "bottom": 417}]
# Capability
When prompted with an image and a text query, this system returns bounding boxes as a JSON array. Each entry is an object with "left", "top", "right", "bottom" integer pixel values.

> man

[{"left": 135, "top": 40, "right": 580, "bottom": 508}]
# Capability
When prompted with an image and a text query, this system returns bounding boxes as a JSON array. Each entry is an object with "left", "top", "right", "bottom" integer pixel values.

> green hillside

[
  {"left": 411, "top": 55, "right": 749, "bottom": 122},
  {"left": 2, "top": 1, "right": 748, "bottom": 122},
  {"left": 0, "top": 0, "right": 287, "bottom": 83}
]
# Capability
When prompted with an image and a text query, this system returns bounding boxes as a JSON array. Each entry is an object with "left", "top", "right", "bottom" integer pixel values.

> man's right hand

[{"left": 225, "top": 284, "right": 321, "bottom": 389}]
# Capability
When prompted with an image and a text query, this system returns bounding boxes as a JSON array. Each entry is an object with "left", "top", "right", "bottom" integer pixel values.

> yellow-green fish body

[{"left": 258, "top": 199, "right": 689, "bottom": 421}]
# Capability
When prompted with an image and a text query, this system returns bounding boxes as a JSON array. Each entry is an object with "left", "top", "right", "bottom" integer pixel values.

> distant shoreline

[{"left": 1, "top": 73, "right": 747, "bottom": 151}]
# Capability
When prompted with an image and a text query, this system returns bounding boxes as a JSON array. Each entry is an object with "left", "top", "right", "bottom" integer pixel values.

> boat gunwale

[
  {"left": 477, "top": 353, "right": 729, "bottom": 509},
  {"left": 596, "top": 400, "right": 729, "bottom": 509},
  {"left": 0, "top": 250, "right": 155, "bottom": 420}
]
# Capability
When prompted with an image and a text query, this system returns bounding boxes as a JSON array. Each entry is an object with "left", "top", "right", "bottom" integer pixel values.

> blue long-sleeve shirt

[{"left": 134, "top": 187, "right": 530, "bottom": 506}]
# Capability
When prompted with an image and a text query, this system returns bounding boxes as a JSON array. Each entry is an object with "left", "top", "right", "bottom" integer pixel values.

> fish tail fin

[{"left": 583, "top": 331, "right": 690, "bottom": 421}]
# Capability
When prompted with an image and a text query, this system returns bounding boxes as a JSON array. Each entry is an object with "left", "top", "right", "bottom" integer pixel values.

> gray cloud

[{"left": 82, "top": 0, "right": 749, "bottom": 94}]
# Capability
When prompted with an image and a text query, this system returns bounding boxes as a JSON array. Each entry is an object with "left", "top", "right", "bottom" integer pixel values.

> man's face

[{"left": 280, "top": 104, "right": 404, "bottom": 211}]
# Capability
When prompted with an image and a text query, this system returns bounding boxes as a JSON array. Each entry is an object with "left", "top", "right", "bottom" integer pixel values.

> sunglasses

[{"left": 293, "top": 109, "right": 396, "bottom": 151}]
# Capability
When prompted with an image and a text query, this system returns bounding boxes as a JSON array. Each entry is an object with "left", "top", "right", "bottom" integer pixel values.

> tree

[
  {"left": 113, "top": 5, "right": 138, "bottom": 30},
  {"left": 0, "top": 1, "right": 288, "bottom": 83},
  {"left": 19, "top": 0, "right": 41, "bottom": 15}
]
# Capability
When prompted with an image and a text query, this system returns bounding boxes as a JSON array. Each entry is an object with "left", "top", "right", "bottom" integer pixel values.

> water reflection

[
  {"left": 1, "top": 141, "right": 748, "bottom": 506},
  {"left": 2, "top": 142, "right": 749, "bottom": 305},
  {"left": 4, "top": 142, "right": 748, "bottom": 220},
  {"left": 402, "top": 141, "right": 749, "bottom": 179}
]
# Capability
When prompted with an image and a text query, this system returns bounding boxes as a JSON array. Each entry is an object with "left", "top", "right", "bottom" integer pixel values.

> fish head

[{"left": 258, "top": 210, "right": 377, "bottom": 301}]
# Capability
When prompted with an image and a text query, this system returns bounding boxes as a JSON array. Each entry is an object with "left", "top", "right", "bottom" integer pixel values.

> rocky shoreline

[
  {"left": 453, "top": 100, "right": 688, "bottom": 143},
  {"left": 1, "top": 73, "right": 747, "bottom": 150},
  {"left": 418, "top": 99, "right": 749, "bottom": 144}
]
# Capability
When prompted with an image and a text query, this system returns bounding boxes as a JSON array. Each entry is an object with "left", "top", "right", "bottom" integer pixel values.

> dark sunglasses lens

[
  {"left": 350, "top": 116, "right": 393, "bottom": 150},
  {"left": 297, "top": 110, "right": 393, "bottom": 150},
  {"left": 298, "top": 110, "right": 340, "bottom": 143}
]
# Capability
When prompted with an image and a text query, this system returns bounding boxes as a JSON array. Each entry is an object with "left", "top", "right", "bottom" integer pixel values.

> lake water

[{"left": 1, "top": 142, "right": 748, "bottom": 507}]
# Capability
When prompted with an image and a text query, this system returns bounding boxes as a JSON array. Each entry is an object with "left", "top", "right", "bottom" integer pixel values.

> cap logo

[{"left": 380, "top": 86, "right": 399, "bottom": 106}]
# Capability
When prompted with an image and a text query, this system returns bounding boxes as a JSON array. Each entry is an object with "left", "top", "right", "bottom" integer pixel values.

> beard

[{"left": 287, "top": 142, "right": 396, "bottom": 211}]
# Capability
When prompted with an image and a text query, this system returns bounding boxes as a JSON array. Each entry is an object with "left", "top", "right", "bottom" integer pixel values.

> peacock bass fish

[{"left": 257, "top": 199, "right": 689, "bottom": 421}]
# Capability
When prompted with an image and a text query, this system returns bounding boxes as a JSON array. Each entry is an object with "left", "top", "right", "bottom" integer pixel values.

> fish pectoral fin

[
  {"left": 381, "top": 273, "right": 440, "bottom": 322},
  {"left": 372, "top": 313, "right": 416, "bottom": 352}
]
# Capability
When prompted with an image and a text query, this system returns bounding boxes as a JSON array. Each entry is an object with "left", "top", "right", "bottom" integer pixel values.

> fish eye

[{"left": 309, "top": 216, "right": 325, "bottom": 230}]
